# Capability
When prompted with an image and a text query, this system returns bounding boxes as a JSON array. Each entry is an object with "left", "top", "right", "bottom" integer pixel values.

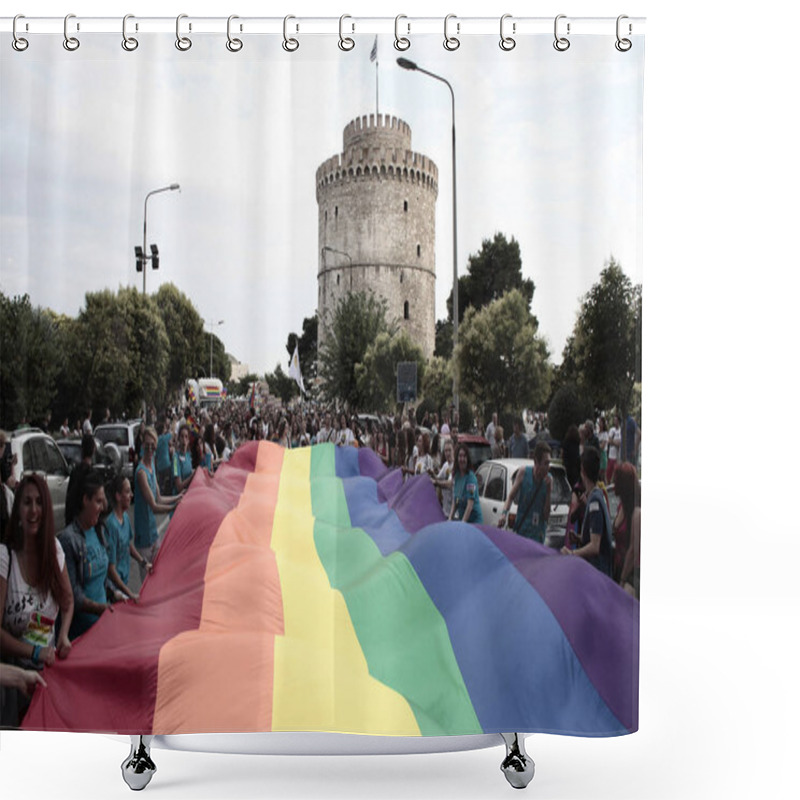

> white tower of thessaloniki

[{"left": 316, "top": 113, "right": 438, "bottom": 358}]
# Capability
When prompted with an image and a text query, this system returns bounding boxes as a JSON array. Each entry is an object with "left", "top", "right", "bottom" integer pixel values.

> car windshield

[
  {"left": 468, "top": 445, "right": 493, "bottom": 468},
  {"left": 95, "top": 427, "right": 128, "bottom": 447}
]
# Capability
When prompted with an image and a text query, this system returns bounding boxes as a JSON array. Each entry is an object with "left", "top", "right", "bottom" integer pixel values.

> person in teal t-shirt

[
  {"left": 450, "top": 443, "right": 483, "bottom": 523},
  {"left": 134, "top": 427, "right": 184, "bottom": 582},
  {"left": 57, "top": 470, "right": 110, "bottom": 639},
  {"left": 105, "top": 475, "right": 151, "bottom": 601}
]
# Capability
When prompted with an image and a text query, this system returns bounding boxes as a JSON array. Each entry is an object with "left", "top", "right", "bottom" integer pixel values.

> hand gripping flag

[{"left": 23, "top": 442, "right": 638, "bottom": 737}]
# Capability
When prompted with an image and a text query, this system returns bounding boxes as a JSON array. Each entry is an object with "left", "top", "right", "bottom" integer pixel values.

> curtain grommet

[
  {"left": 63, "top": 13, "right": 80, "bottom": 51},
  {"left": 338, "top": 15, "right": 355, "bottom": 51},
  {"left": 443, "top": 14, "right": 460, "bottom": 51},
  {"left": 122, "top": 14, "right": 138, "bottom": 51},
  {"left": 226, "top": 15, "right": 243, "bottom": 52},
  {"left": 553, "top": 14, "right": 570, "bottom": 52},
  {"left": 283, "top": 15, "right": 299, "bottom": 52},
  {"left": 394, "top": 15, "right": 410, "bottom": 51},
  {"left": 12, "top": 14, "right": 29, "bottom": 51},
  {"left": 175, "top": 14, "right": 192, "bottom": 51},
  {"left": 499, "top": 14, "right": 516, "bottom": 51}
]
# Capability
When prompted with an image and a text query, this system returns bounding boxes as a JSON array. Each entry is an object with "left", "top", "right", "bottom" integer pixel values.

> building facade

[{"left": 316, "top": 114, "right": 438, "bottom": 358}]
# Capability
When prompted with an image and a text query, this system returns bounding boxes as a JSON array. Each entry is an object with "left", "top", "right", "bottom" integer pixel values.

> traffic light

[
  {"left": 135, "top": 246, "right": 144, "bottom": 273},
  {"left": 150, "top": 243, "right": 159, "bottom": 270}
]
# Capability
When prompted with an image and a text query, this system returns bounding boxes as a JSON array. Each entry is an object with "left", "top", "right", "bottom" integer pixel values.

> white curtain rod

[{"left": 2, "top": 16, "right": 646, "bottom": 37}]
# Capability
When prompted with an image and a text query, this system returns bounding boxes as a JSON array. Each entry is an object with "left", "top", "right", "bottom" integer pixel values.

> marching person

[
  {"left": 499, "top": 441, "right": 552, "bottom": 544},
  {"left": 449, "top": 443, "right": 483, "bottom": 524}
]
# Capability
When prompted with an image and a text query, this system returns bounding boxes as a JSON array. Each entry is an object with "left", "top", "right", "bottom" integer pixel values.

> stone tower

[{"left": 316, "top": 113, "right": 438, "bottom": 358}]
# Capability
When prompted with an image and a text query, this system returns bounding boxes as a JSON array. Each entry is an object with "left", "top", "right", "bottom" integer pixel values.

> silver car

[
  {"left": 475, "top": 458, "right": 572, "bottom": 548},
  {"left": 9, "top": 428, "right": 71, "bottom": 530},
  {"left": 94, "top": 420, "right": 142, "bottom": 479}
]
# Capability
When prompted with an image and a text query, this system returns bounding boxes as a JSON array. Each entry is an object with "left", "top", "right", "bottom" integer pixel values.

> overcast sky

[{"left": 1, "top": 30, "right": 643, "bottom": 377}]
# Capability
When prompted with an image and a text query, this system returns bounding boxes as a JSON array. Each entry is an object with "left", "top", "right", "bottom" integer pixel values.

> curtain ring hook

[
  {"left": 12, "top": 14, "right": 29, "bottom": 51},
  {"left": 122, "top": 14, "right": 139, "bottom": 51},
  {"left": 499, "top": 14, "right": 516, "bottom": 51},
  {"left": 283, "top": 15, "right": 299, "bottom": 52},
  {"left": 63, "top": 13, "right": 80, "bottom": 51},
  {"left": 394, "top": 14, "right": 410, "bottom": 51},
  {"left": 553, "top": 14, "right": 570, "bottom": 52},
  {"left": 615, "top": 15, "right": 632, "bottom": 52},
  {"left": 175, "top": 14, "right": 192, "bottom": 50},
  {"left": 338, "top": 14, "right": 355, "bottom": 51},
  {"left": 443, "top": 13, "right": 460, "bottom": 51},
  {"left": 226, "top": 15, "right": 243, "bottom": 52}
]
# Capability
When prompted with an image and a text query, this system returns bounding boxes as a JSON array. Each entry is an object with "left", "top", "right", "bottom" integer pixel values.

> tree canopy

[
  {"left": 559, "top": 257, "right": 641, "bottom": 414},
  {"left": 317, "top": 291, "right": 396, "bottom": 407},
  {"left": 355, "top": 331, "right": 426, "bottom": 413},
  {"left": 285, "top": 314, "right": 318, "bottom": 392},
  {"left": 445, "top": 232, "right": 534, "bottom": 325},
  {"left": 456, "top": 289, "right": 551, "bottom": 421},
  {"left": 0, "top": 294, "right": 61, "bottom": 429}
]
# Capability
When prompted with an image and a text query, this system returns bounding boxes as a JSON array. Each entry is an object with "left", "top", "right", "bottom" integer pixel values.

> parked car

[
  {"left": 8, "top": 427, "right": 70, "bottom": 529},
  {"left": 94, "top": 420, "right": 142, "bottom": 479},
  {"left": 56, "top": 437, "right": 122, "bottom": 488},
  {"left": 454, "top": 433, "right": 493, "bottom": 469},
  {"left": 475, "top": 458, "right": 572, "bottom": 549}
]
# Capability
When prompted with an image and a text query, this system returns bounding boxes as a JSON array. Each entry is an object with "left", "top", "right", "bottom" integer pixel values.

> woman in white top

[
  {"left": 1, "top": 475, "right": 73, "bottom": 725},
  {"left": 337, "top": 414, "right": 355, "bottom": 447}
]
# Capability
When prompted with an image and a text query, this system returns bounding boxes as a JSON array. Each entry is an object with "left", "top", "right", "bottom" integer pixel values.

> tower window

[
  {"left": 404, "top": 200, "right": 408, "bottom": 212},
  {"left": 337, "top": 274, "right": 340, "bottom": 286},
  {"left": 417, "top": 244, "right": 421, "bottom": 257},
  {"left": 335, "top": 206, "right": 338, "bottom": 217},
  {"left": 404, "top": 301, "right": 410, "bottom": 320},
  {"left": 400, "top": 272, "right": 404, "bottom": 283}
]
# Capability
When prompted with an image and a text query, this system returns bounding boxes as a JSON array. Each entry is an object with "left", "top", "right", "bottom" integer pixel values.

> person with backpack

[{"left": 561, "top": 446, "right": 613, "bottom": 577}]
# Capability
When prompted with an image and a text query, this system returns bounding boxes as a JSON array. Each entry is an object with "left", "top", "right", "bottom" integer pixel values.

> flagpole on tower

[{"left": 370, "top": 36, "right": 379, "bottom": 116}]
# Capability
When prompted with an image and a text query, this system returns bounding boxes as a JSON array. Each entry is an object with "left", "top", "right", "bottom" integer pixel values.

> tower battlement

[
  {"left": 343, "top": 114, "right": 412, "bottom": 149},
  {"left": 316, "top": 114, "right": 438, "bottom": 199}
]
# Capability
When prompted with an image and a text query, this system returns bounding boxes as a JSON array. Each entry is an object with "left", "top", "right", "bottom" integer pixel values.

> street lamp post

[
  {"left": 397, "top": 57, "right": 459, "bottom": 412},
  {"left": 208, "top": 319, "right": 224, "bottom": 378},
  {"left": 142, "top": 183, "right": 180, "bottom": 295}
]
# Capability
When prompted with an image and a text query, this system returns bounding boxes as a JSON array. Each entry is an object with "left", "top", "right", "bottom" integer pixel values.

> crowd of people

[{"left": 1, "top": 396, "right": 640, "bottom": 728}]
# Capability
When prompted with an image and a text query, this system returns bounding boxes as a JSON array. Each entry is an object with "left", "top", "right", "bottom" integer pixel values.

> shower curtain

[{"left": 1, "top": 16, "right": 643, "bottom": 742}]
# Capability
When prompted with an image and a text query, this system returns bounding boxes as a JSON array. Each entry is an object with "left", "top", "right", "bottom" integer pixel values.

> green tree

[
  {"left": 285, "top": 314, "right": 318, "bottom": 389},
  {"left": 434, "top": 318, "right": 453, "bottom": 360},
  {"left": 354, "top": 331, "right": 426, "bottom": 413},
  {"left": 446, "top": 232, "right": 534, "bottom": 324},
  {"left": 317, "top": 291, "right": 395, "bottom": 407},
  {"left": 206, "top": 332, "right": 231, "bottom": 383},
  {"left": 0, "top": 293, "right": 61, "bottom": 429},
  {"left": 152, "top": 283, "right": 205, "bottom": 394},
  {"left": 231, "top": 372, "right": 260, "bottom": 399},
  {"left": 71, "top": 288, "right": 169, "bottom": 416},
  {"left": 117, "top": 288, "right": 170, "bottom": 412},
  {"left": 559, "top": 256, "right": 641, "bottom": 415},
  {"left": 421, "top": 356, "right": 452, "bottom": 418},
  {"left": 547, "top": 383, "right": 594, "bottom": 443},
  {"left": 265, "top": 363, "right": 299, "bottom": 404},
  {"left": 456, "top": 289, "right": 551, "bottom": 422}
]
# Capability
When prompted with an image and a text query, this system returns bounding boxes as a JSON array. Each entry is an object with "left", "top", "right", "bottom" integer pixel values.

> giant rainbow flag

[{"left": 23, "top": 442, "right": 638, "bottom": 737}]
